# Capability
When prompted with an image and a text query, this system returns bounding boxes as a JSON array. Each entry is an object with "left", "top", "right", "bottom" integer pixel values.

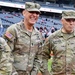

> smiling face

[
  {"left": 61, "top": 18, "right": 75, "bottom": 33},
  {"left": 23, "top": 10, "right": 40, "bottom": 26}
]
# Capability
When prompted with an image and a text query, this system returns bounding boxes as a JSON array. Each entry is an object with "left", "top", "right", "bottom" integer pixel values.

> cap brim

[{"left": 27, "top": 8, "right": 40, "bottom": 13}]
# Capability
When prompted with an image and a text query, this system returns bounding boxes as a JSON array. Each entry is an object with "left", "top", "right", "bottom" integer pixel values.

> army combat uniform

[
  {"left": 3, "top": 20, "right": 43, "bottom": 75},
  {"left": 0, "top": 37, "right": 13, "bottom": 75},
  {"left": 42, "top": 29, "right": 75, "bottom": 75}
]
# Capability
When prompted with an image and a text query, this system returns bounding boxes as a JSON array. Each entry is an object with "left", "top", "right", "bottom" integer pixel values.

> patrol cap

[
  {"left": 25, "top": 2, "right": 41, "bottom": 13},
  {"left": 62, "top": 10, "right": 75, "bottom": 19}
]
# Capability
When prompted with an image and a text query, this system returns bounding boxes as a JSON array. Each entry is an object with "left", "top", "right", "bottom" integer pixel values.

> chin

[
  {"left": 30, "top": 22, "right": 36, "bottom": 25},
  {"left": 67, "top": 30, "right": 73, "bottom": 33}
]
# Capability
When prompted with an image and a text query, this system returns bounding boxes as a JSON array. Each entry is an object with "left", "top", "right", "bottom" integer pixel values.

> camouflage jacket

[
  {"left": 0, "top": 37, "right": 13, "bottom": 75},
  {"left": 3, "top": 21, "right": 43, "bottom": 75},
  {"left": 42, "top": 29, "right": 75, "bottom": 75}
]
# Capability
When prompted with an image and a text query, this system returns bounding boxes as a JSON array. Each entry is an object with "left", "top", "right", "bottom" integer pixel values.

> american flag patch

[{"left": 5, "top": 32, "right": 13, "bottom": 39}]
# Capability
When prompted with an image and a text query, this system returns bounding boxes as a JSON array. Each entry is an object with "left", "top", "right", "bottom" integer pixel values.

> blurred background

[{"left": 0, "top": 0, "right": 75, "bottom": 39}]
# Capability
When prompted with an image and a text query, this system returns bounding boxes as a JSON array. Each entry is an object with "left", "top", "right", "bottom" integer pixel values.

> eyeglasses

[{"left": 28, "top": 11, "right": 40, "bottom": 15}]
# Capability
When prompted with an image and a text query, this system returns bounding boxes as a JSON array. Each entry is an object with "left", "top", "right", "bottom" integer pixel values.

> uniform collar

[{"left": 57, "top": 28, "right": 75, "bottom": 37}]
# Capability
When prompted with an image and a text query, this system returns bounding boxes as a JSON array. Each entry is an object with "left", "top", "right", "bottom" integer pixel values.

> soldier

[
  {"left": 0, "top": 37, "right": 17, "bottom": 75},
  {"left": 42, "top": 10, "right": 75, "bottom": 75},
  {"left": 3, "top": 2, "right": 43, "bottom": 75}
]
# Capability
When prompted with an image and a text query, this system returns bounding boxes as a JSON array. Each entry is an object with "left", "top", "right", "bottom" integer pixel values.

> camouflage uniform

[
  {"left": 42, "top": 29, "right": 75, "bottom": 75},
  {"left": 0, "top": 37, "right": 13, "bottom": 75},
  {"left": 3, "top": 20, "right": 43, "bottom": 75}
]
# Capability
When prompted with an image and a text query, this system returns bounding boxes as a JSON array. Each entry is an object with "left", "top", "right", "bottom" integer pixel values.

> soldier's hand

[
  {"left": 12, "top": 72, "right": 18, "bottom": 75},
  {"left": 37, "top": 71, "right": 42, "bottom": 75}
]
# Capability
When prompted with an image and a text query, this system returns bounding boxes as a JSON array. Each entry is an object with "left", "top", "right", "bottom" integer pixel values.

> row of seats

[{"left": 0, "top": 11, "right": 62, "bottom": 37}]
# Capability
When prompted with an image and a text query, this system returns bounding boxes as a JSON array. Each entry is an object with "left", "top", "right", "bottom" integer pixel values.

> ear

[
  {"left": 61, "top": 18, "right": 63, "bottom": 23},
  {"left": 22, "top": 10, "right": 26, "bottom": 16}
]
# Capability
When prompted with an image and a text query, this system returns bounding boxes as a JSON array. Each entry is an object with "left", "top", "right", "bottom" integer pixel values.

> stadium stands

[
  {"left": 0, "top": 9, "right": 62, "bottom": 37},
  {"left": 0, "top": 0, "right": 74, "bottom": 37}
]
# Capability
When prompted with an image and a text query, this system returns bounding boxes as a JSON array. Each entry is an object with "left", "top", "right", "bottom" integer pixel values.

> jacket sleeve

[
  {"left": 2, "top": 25, "right": 18, "bottom": 75},
  {"left": 3, "top": 25, "right": 16, "bottom": 51},
  {"left": 42, "top": 36, "right": 51, "bottom": 75},
  {"left": 0, "top": 37, "right": 13, "bottom": 75}
]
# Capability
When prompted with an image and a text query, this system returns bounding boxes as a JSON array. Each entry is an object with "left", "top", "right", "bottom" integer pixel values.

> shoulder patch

[{"left": 5, "top": 32, "right": 13, "bottom": 39}]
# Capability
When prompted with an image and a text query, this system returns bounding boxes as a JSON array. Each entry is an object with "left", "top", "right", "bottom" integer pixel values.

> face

[
  {"left": 23, "top": 10, "right": 40, "bottom": 25},
  {"left": 61, "top": 18, "right": 75, "bottom": 33}
]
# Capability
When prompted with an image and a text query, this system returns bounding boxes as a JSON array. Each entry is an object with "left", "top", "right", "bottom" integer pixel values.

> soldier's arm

[
  {"left": 3, "top": 25, "right": 16, "bottom": 51},
  {"left": 0, "top": 37, "right": 13, "bottom": 75},
  {"left": 2, "top": 25, "right": 18, "bottom": 75},
  {"left": 42, "top": 36, "right": 51, "bottom": 75}
]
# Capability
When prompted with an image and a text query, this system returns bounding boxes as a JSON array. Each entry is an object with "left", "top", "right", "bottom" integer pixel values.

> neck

[
  {"left": 24, "top": 21, "right": 33, "bottom": 32},
  {"left": 61, "top": 28, "right": 73, "bottom": 34},
  {"left": 27, "top": 27, "right": 33, "bottom": 32}
]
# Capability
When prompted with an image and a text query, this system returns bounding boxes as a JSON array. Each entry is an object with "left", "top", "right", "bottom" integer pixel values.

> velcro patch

[{"left": 5, "top": 32, "right": 13, "bottom": 39}]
